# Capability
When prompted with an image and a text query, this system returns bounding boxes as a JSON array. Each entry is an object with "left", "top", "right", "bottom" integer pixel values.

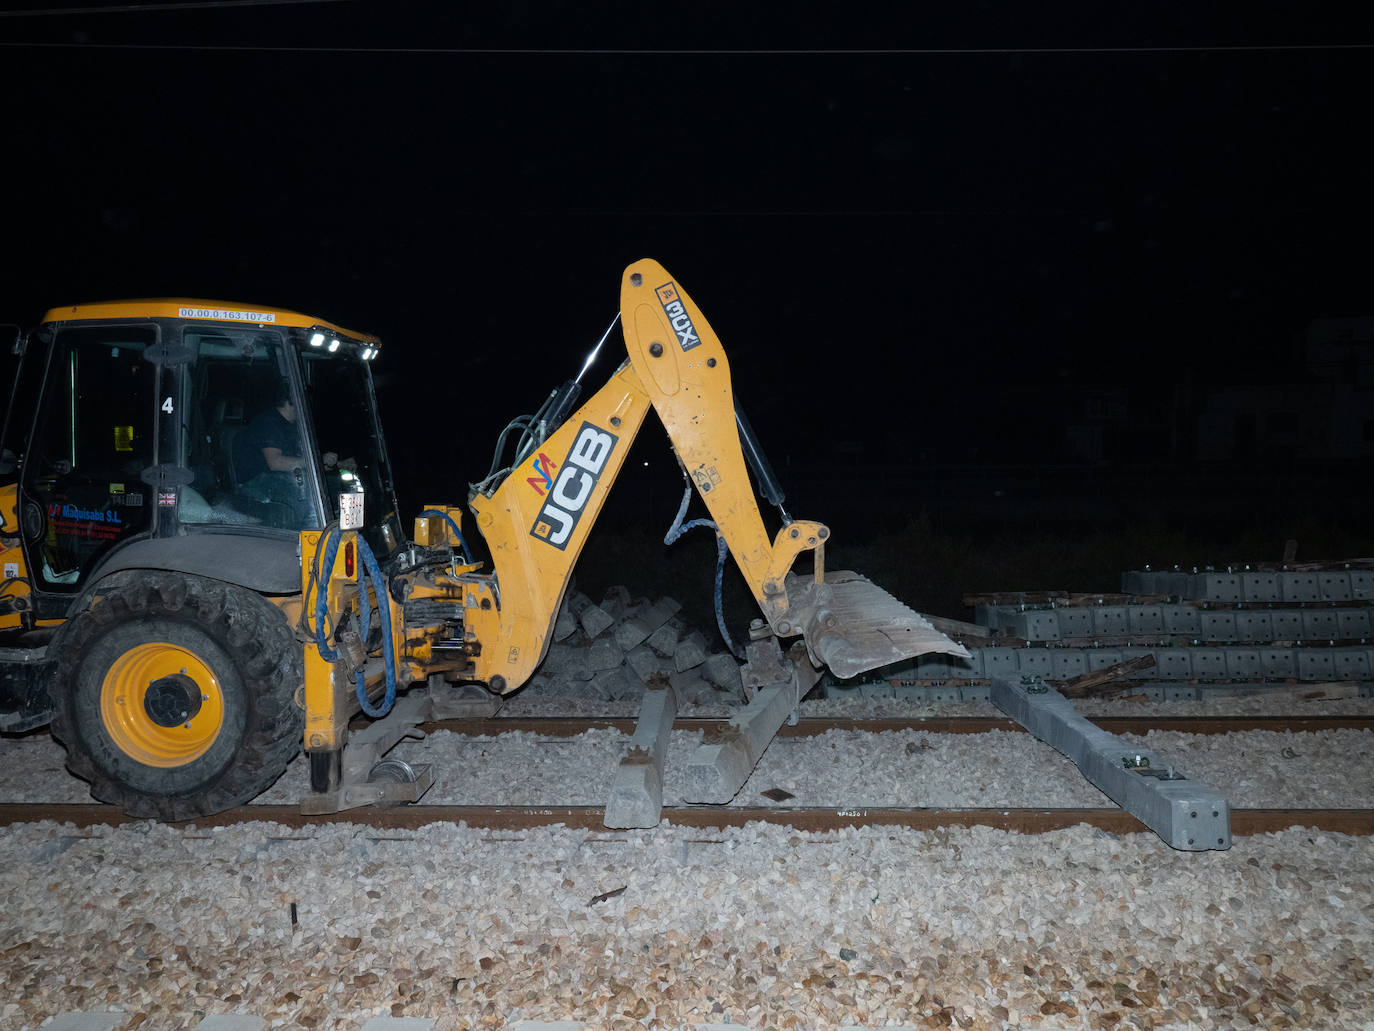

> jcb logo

[
  {"left": 526, "top": 452, "right": 557, "bottom": 496},
  {"left": 656, "top": 281, "right": 701, "bottom": 351},
  {"left": 530, "top": 422, "right": 618, "bottom": 549}
]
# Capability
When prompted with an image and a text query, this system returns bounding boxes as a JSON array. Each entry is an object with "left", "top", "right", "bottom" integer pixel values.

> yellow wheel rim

[{"left": 99, "top": 642, "right": 226, "bottom": 767}]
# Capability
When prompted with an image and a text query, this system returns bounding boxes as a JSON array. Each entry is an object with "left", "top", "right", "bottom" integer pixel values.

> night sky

[{"left": 4, "top": 2, "right": 1373, "bottom": 543}]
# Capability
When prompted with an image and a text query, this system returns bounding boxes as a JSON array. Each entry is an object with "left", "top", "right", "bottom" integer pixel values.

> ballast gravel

[
  {"left": 2, "top": 695, "right": 1372, "bottom": 1029},
  {"left": 497, "top": 688, "right": 1374, "bottom": 721},
  {"left": 262, "top": 725, "right": 1373, "bottom": 811},
  {"left": 3, "top": 724, "right": 1371, "bottom": 811},
  {"left": 1, "top": 819, "right": 1372, "bottom": 1030}
]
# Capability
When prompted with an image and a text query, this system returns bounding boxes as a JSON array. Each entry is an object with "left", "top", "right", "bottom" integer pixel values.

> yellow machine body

[{"left": 2, "top": 260, "right": 963, "bottom": 818}]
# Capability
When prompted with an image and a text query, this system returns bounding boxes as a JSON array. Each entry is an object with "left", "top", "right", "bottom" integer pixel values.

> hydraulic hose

[
  {"left": 311, "top": 527, "right": 398, "bottom": 719},
  {"left": 663, "top": 487, "right": 744, "bottom": 660},
  {"left": 311, "top": 528, "right": 343, "bottom": 663},
  {"left": 354, "top": 534, "right": 397, "bottom": 718}
]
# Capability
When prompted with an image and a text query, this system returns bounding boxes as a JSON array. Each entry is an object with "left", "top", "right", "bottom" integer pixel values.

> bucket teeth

[{"left": 787, "top": 570, "right": 969, "bottom": 680}]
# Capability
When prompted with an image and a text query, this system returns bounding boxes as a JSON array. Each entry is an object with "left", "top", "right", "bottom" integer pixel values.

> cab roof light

[
  {"left": 309, "top": 331, "right": 325, "bottom": 347},
  {"left": 327, "top": 338, "right": 340, "bottom": 353}
]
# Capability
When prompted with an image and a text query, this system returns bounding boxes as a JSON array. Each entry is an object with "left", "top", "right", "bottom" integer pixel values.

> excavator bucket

[{"left": 786, "top": 570, "right": 970, "bottom": 680}]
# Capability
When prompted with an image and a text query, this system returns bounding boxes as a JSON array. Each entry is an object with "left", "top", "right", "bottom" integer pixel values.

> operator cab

[{"left": 1, "top": 301, "right": 403, "bottom": 606}]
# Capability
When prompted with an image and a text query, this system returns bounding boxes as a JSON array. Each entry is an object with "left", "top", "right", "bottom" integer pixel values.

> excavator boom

[{"left": 466, "top": 259, "right": 966, "bottom": 694}]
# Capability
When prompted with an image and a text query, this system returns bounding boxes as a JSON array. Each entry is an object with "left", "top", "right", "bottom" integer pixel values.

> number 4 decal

[{"left": 161, "top": 396, "right": 174, "bottom": 414}]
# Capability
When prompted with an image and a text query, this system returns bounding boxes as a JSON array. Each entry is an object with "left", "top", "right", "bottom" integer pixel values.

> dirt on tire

[{"left": 48, "top": 570, "right": 303, "bottom": 820}]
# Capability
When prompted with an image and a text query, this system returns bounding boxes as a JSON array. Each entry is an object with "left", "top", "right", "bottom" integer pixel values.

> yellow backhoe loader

[{"left": 0, "top": 260, "right": 964, "bottom": 819}]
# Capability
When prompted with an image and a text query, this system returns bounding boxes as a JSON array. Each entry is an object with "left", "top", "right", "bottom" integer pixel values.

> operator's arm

[
  {"left": 260, "top": 446, "right": 305, "bottom": 472},
  {"left": 262, "top": 447, "right": 340, "bottom": 471},
  {"left": 254, "top": 408, "right": 336, "bottom": 471}
]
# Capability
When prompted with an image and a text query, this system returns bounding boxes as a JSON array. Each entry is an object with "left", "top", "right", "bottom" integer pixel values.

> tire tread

[{"left": 49, "top": 570, "right": 304, "bottom": 820}]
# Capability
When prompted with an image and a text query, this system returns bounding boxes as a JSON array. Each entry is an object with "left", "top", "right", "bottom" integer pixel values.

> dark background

[{"left": 4, "top": 1, "right": 1373, "bottom": 617}]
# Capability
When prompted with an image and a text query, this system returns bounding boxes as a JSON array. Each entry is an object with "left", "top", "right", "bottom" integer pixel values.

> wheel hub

[
  {"left": 142, "top": 673, "right": 203, "bottom": 728},
  {"left": 99, "top": 642, "right": 225, "bottom": 767}
]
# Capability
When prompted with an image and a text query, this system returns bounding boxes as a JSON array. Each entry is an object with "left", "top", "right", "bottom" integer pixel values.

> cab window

[
  {"left": 178, "top": 329, "right": 319, "bottom": 531},
  {"left": 23, "top": 327, "right": 156, "bottom": 589}
]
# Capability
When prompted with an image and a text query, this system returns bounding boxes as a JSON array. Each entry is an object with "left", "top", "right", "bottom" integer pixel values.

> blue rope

[{"left": 418, "top": 508, "right": 473, "bottom": 565}]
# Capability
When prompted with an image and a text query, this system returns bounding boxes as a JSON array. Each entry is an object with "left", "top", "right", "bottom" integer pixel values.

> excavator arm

[
  {"left": 301, "top": 258, "right": 965, "bottom": 813},
  {"left": 465, "top": 259, "right": 966, "bottom": 694}
]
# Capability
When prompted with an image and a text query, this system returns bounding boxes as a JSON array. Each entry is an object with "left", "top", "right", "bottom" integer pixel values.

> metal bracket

[
  {"left": 0, "top": 646, "right": 56, "bottom": 733},
  {"left": 300, "top": 689, "right": 436, "bottom": 814},
  {"left": 300, "top": 764, "right": 435, "bottom": 814}
]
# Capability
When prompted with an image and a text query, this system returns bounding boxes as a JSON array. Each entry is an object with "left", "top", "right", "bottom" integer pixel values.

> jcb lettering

[
  {"left": 657, "top": 284, "right": 702, "bottom": 350},
  {"left": 551, "top": 467, "right": 593, "bottom": 511},
  {"left": 537, "top": 507, "right": 575, "bottom": 546},
  {"left": 530, "top": 421, "right": 619, "bottom": 551},
  {"left": 569, "top": 428, "right": 614, "bottom": 474}
]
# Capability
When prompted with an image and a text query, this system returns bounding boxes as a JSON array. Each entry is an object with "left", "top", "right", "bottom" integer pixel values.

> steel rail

[
  {"left": 2, "top": 803, "right": 1371, "bottom": 836},
  {"left": 411, "top": 715, "right": 1374, "bottom": 737}
]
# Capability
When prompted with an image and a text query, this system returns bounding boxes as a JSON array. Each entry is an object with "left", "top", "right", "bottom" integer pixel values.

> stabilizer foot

[{"left": 300, "top": 690, "right": 435, "bottom": 815}]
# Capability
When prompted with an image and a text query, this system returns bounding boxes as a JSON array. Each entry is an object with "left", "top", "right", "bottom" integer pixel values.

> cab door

[{"left": 19, "top": 324, "right": 159, "bottom": 602}]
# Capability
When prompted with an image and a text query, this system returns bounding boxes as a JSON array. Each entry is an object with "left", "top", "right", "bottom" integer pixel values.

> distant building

[{"left": 1193, "top": 317, "right": 1374, "bottom": 463}]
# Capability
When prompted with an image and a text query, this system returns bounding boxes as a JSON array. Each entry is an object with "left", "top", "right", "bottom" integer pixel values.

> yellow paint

[
  {"left": 98, "top": 642, "right": 225, "bottom": 767},
  {"left": 631, "top": 303, "right": 680, "bottom": 395},
  {"left": 270, "top": 595, "right": 305, "bottom": 628},
  {"left": 413, "top": 504, "right": 467, "bottom": 550},
  {"left": 468, "top": 366, "right": 650, "bottom": 691},
  {"left": 0, "top": 484, "right": 31, "bottom": 633},
  {"left": 296, "top": 526, "right": 417, "bottom": 750},
  {"left": 40, "top": 299, "right": 380, "bottom": 344},
  {"left": 299, "top": 528, "right": 356, "bottom": 752},
  {"left": 301, "top": 645, "right": 341, "bottom": 751},
  {"left": 618, "top": 259, "right": 829, "bottom": 624},
  {"left": 21, "top": 263, "right": 836, "bottom": 749},
  {"left": 463, "top": 259, "right": 832, "bottom": 694}
]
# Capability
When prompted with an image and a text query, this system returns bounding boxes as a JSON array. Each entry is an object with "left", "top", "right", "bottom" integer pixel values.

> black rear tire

[{"left": 49, "top": 570, "right": 303, "bottom": 820}]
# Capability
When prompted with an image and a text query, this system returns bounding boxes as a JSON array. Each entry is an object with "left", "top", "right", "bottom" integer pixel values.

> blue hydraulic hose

[
  {"left": 418, "top": 508, "right": 473, "bottom": 565},
  {"left": 354, "top": 534, "right": 397, "bottom": 718},
  {"left": 312, "top": 527, "right": 398, "bottom": 718},
  {"left": 663, "top": 488, "right": 744, "bottom": 660},
  {"left": 312, "top": 528, "right": 343, "bottom": 663}
]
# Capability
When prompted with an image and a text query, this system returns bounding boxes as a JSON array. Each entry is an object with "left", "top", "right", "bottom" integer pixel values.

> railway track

[
  {"left": 413, "top": 713, "right": 1374, "bottom": 737},
  {"left": 3, "top": 713, "right": 1370, "bottom": 835},
  {"left": 3, "top": 801, "right": 1372, "bottom": 836}
]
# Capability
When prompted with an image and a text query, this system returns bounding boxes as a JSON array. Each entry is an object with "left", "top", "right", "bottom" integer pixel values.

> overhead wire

[
  {"left": 0, "top": 0, "right": 348, "bottom": 16},
  {"left": 0, "top": 40, "right": 1371, "bottom": 54}
]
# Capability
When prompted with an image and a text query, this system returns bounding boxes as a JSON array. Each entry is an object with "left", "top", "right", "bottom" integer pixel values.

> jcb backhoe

[{"left": 0, "top": 260, "right": 964, "bottom": 820}]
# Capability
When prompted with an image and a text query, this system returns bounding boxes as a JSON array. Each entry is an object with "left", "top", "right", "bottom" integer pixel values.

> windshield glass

[
  {"left": 177, "top": 327, "right": 320, "bottom": 531},
  {"left": 299, "top": 345, "right": 403, "bottom": 559}
]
